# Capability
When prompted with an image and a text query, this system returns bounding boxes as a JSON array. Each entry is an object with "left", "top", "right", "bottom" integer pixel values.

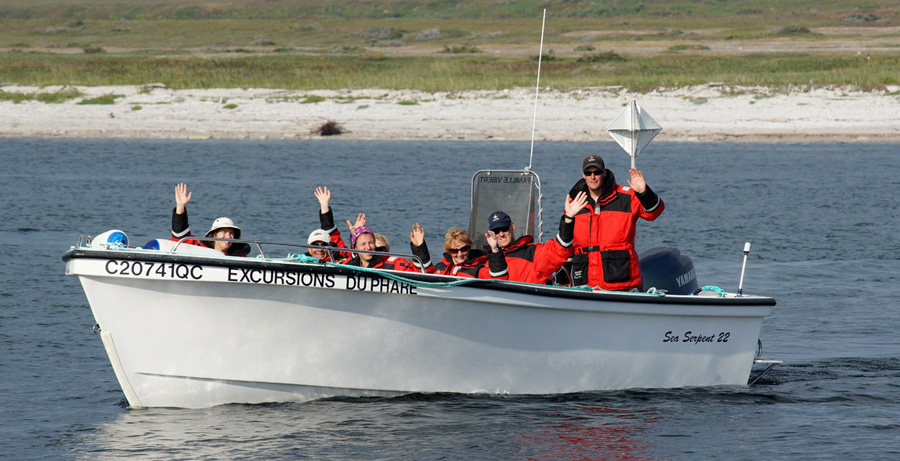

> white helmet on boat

[{"left": 205, "top": 217, "right": 241, "bottom": 239}]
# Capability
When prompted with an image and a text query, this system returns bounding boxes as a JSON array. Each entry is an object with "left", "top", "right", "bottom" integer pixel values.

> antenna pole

[
  {"left": 737, "top": 242, "right": 751, "bottom": 296},
  {"left": 630, "top": 100, "right": 637, "bottom": 169},
  {"left": 528, "top": 9, "right": 546, "bottom": 171}
]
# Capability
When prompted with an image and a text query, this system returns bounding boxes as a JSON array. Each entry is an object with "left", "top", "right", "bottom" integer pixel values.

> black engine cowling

[{"left": 638, "top": 246, "right": 698, "bottom": 295}]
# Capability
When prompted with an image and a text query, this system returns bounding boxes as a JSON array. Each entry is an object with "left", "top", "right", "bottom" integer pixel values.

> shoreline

[{"left": 3, "top": 84, "right": 900, "bottom": 142}]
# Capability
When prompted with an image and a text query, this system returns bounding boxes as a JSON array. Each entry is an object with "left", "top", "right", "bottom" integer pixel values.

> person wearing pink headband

[
  {"left": 343, "top": 218, "right": 419, "bottom": 272},
  {"left": 350, "top": 226, "right": 375, "bottom": 250}
]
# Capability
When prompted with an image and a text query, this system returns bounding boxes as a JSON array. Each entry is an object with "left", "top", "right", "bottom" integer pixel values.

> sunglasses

[
  {"left": 448, "top": 246, "right": 471, "bottom": 254},
  {"left": 310, "top": 242, "right": 329, "bottom": 247},
  {"left": 583, "top": 169, "right": 604, "bottom": 177},
  {"left": 491, "top": 225, "right": 511, "bottom": 234}
]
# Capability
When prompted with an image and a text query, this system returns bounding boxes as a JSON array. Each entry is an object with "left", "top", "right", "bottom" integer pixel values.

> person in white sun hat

[{"left": 170, "top": 183, "right": 250, "bottom": 256}]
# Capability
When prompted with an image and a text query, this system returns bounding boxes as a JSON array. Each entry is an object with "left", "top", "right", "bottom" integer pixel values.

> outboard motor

[{"left": 639, "top": 246, "right": 698, "bottom": 295}]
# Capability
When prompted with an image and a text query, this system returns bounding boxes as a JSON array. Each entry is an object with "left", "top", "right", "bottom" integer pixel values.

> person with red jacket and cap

[
  {"left": 171, "top": 183, "right": 250, "bottom": 256},
  {"left": 568, "top": 154, "right": 665, "bottom": 291},
  {"left": 308, "top": 185, "right": 357, "bottom": 263},
  {"left": 304, "top": 228, "right": 342, "bottom": 262},
  {"left": 488, "top": 193, "right": 587, "bottom": 284}
]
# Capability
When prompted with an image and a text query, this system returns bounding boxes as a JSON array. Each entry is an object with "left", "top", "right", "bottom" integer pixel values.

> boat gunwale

[{"left": 62, "top": 247, "right": 777, "bottom": 307}]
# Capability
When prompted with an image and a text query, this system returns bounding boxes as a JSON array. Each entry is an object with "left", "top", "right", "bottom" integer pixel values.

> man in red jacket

[
  {"left": 489, "top": 192, "right": 586, "bottom": 284},
  {"left": 568, "top": 154, "right": 665, "bottom": 291}
]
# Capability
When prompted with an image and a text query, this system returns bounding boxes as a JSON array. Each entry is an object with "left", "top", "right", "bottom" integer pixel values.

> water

[{"left": 1, "top": 138, "right": 898, "bottom": 459}]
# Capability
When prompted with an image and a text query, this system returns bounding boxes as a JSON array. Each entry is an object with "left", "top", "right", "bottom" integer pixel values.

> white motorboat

[
  {"left": 64, "top": 228, "right": 776, "bottom": 409},
  {"left": 63, "top": 102, "right": 777, "bottom": 409}
]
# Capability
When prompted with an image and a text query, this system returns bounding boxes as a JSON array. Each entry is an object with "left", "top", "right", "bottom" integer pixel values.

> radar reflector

[{"left": 606, "top": 100, "right": 662, "bottom": 169}]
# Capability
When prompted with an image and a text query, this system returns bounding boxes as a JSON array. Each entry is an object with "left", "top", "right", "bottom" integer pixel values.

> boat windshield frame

[{"left": 469, "top": 169, "right": 544, "bottom": 247}]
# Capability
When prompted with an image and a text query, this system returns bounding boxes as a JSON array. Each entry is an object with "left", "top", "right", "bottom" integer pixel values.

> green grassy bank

[
  {"left": 3, "top": 53, "right": 898, "bottom": 92},
  {"left": 1, "top": 1, "right": 899, "bottom": 91}
]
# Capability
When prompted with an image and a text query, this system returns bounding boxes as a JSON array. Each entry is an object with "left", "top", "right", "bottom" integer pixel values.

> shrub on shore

[
  {"left": 441, "top": 45, "right": 481, "bottom": 54},
  {"left": 577, "top": 51, "right": 626, "bottom": 63},
  {"left": 78, "top": 94, "right": 123, "bottom": 105},
  {"left": 314, "top": 120, "right": 344, "bottom": 136}
]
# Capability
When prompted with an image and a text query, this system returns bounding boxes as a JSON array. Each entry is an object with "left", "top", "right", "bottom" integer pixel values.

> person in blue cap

[{"left": 487, "top": 192, "right": 587, "bottom": 284}]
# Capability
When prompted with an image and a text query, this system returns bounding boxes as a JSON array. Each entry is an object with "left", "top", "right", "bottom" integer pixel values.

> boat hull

[{"left": 65, "top": 249, "right": 774, "bottom": 409}]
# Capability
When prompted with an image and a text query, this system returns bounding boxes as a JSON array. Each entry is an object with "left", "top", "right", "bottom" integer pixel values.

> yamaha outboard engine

[{"left": 639, "top": 246, "right": 698, "bottom": 295}]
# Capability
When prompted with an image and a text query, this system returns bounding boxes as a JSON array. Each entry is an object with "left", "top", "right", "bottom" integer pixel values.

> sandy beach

[{"left": 2, "top": 83, "right": 900, "bottom": 142}]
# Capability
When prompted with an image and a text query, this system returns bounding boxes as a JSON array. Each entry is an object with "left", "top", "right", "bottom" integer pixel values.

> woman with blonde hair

[{"left": 410, "top": 226, "right": 507, "bottom": 279}]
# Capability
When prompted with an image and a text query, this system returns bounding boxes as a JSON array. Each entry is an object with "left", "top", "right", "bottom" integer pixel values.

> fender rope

[{"left": 697, "top": 285, "right": 726, "bottom": 297}]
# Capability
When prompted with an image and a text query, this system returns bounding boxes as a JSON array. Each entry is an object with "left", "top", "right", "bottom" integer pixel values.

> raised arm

[
  {"left": 410, "top": 223, "right": 425, "bottom": 247},
  {"left": 531, "top": 193, "right": 586, "bottom": 280},
  {"left": 484, "top": 230, "right": 500, "bottom": 253},
  {"left": 481, "top": 230, "right": 508, "bottom": 279},
  {"left": 409, "top": 223, "right": 435, "bottom": 273},
  {"left": 314, "top": 186, "right": 331, "bottom": 214},
  {"left": 627, "top": 169, "right": 664, "bottom": 216},
  {"left": 172, "top": 183, "right": 193, "bottom": 240},
  {"left": 175, "top": 183, "right": 192, "bottom": 215},
  {"left": 314, "top": 185, "right": 340, "bottom": 233},
  {"left": 347, "top": 213, "right": 366, "bottom": 234},
  {"left": 565, "top": 190, "right": 588, "bottom": 220},
  {"left": 560, "top": 191, "right": 587, "bottom": 246},
  {"left": 626, "top": 168, "right": 646, "bottom": 194}
]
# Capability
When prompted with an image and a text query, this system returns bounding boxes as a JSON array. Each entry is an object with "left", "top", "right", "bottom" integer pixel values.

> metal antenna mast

[{"left": 528, "top": 9, "right": 546, "bottom": 171}]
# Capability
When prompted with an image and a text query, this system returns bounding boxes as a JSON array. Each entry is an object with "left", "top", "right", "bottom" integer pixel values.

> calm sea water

[{"left": 1, "top": 138, "right": 898, "bottom": 459}]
